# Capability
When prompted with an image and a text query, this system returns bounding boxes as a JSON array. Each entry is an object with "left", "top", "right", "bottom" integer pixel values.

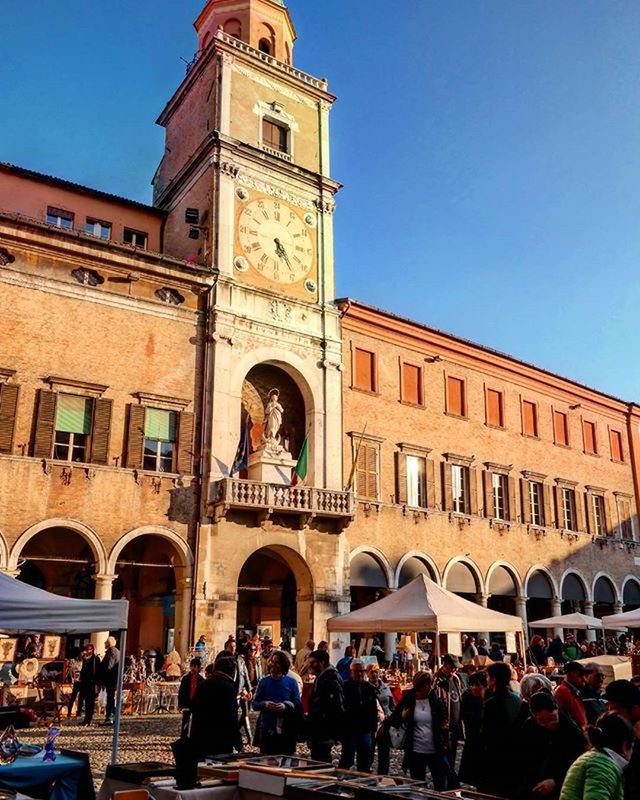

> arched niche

[
  {"left": 224, "top": 18, "right": 242, "bottom": 39},
  {"left": 623, "top": 578, "right": 640, "bottom": 611},
  {"left": 350, "top": 551, "right": 390, "bottom": 611},
  {"left": 525, "top": 569, "right": 555, "bottom": 625},
  {"left": 397, "top": 555, "right": 437, "bottom": 588},
  {"left": 445, "top": 560, "right": 481, "bottom": 600},
  {"left": 561, "top": 572, "right": 587, "bottom": 614},
  {"left": 487, "top": 564, "right": 519, "bottom": 616}
]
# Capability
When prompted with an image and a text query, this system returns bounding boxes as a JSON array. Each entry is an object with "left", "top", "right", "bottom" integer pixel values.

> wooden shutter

[
  {"left": 177, "top": 411, "right": 195, "bottom": 474},
  {"left": 0, "top": 384, "right": 19, "bottom": 454},
  {"left": 554, "top": 485, "right": 563, "bottom": 528},
  {"left": 522, "top": 401, "right": 537, "bottom": 436},
  {"left": 585, "top": 492, "right": 595, "bottom": 535},
  {"left": 508, "top": 476, "right": 517, "bottom": 522},
  {"left": 354, "top": 349, "right": 375, "bottom": 392},
  {"left": 610, "top": 430, "right": 623, "bottom": 462},
  {"left": 554, "top": 411, "right": 568, "bottom": 446},
  {"left": 395, "top": 452, "right": 407, "bottom": 504},
  {"left": 469, "top": 466, "right": 478, "bottom": 515},
  {"left": 426, "top": 458, "right": 436, "bottom": 508},
  {"left": 483, "top": 471, "right": 494, "bottom": 518},
  {"left": 487, "top": 389, "right": 502, "bottom": 427},
  {"left": 543, "top": 483, "right": 552, "bottom": 528},
  {"left": 402, "top": 364, "right": 421, "bottom": 405},
  {"left": 521, "top": 479, "right": 532, "bottom": 525},
  {"left": 604, "top": 494, "right": 613, "bottom": 536},
  {"left": 33, "top": 389, "right": 57, "bottom": 459},
  {"left": 126, "top": 404, "right": 146, "bottom": 469},
  {"left": 90, "top": 398, "right": 112, "bottom": 465},
  {"left": 356, "top": 444, "right": 367, "bottom": 497},
  {"left": 447, "top": 377, "right": 464, "bottom": 416},
  {"left": 574, "top": 490, "right": 584, "bottom": 532},
  {"left": 441, "top": 462, "right": 452, "bottom": 511},
  {"left": 583, "top": 421, "right": 596, "bottom": 454},
  {"left": 366, "top": 445, "right": 378, "bottom": 499}
]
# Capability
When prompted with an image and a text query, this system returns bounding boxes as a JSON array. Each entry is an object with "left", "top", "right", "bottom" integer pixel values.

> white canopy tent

[
  {"left": 603, "top": 607, "right": 640, "bottom": 629},
  {"left": 0, "top": 571, "right": 129, "bottom": 764},
  {"left": 530, "top": 612, "right": 604, "bottom": 630},
  {"left": 327, "top": 574, "right": 525, "bottom": 659}
]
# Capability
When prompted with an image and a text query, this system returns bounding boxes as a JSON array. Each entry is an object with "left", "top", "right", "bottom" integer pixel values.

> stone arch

[
  {"left": 9, "top": 518, "right": 108, "bottom": 574},
  {"left": 622, "top": 575, "right": 640, "bottom": 609},
  {"left": 442, "top": 556, "right": 484, "bottom": 596},
  {"left": 394, "top": 551, "right": 441, "bottom": 589},
  {"left": 258, "top": 22, "right": 276, "bottom": 56},
  {"left": 592, "top": 572, "right": 621, "bottom": 604},
  {"left": 223, "top": 18, "right": 242, "bottom": 39},
  {"left": 107, "top": 526, "right": 193, "bottom": 576},
  {"left": 524, "top": 565, "right": 559, "bottom": 599},
  {"left": 560, "top": 569, "right": 591, "bottom": 601},
  {"left": 486, "top": 561, "right": 523, "bottom": 596},
  {"left": 350, "top": 546, "right": 394, "bottom": 589},
  {"left": 231, "top": 350, "right": 318, "bottom": 417}
]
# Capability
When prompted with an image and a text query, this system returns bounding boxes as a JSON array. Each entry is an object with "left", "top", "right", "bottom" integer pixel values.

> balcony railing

[{"left": 210, "top": 478, "right": 355, "bottom": 528}]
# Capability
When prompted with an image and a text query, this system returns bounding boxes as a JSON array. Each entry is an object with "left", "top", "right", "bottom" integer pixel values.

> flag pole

[{"left": 345, "top": 422, "right": 368, "bottom": 492}]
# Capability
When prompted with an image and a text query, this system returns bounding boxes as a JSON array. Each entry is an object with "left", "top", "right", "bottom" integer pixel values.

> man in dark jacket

[
  {"left": 174, "top": 658, "right": 241, "bottom": 789},
  {"left": 339, "top": 659, "right": 378, "bottom": 772},
  {"left": 78, "top": 643, "right": 100, "bottom": 726},
  {"left": 434, "top": 654, "right": 463, "bottom": 787},
  {"left": 178, "top": 658, "right": 204, "bottom": 735},
  {"left": 516, "top": 691, "right": 586, "bottom": 800},
  {"left": 307, "top": 649, "right": 345, "bottom": 763},
  {"left": 479, "top": 662, "right": 523, "bottom": 798},
  {"left": 99, "top": 636, "right": 120, "bottom": 725},
  {"left": 603, "top": 680, "right": 640, "bottom": 800}
]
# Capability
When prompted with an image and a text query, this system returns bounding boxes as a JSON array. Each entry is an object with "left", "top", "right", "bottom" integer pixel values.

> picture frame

[
  {"left": 257, "top": 625, "right": 273, "bottom": 641},
  {"left": 0, "top": 638, "right": 17, "bottom": 663},
  {"left": 43, "top": 635, "right": 61, "bottom": 660}
]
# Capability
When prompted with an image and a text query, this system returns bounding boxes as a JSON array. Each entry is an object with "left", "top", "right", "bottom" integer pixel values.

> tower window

[
  {"left": 262, "top": 118, "right": 288, "bottom": 153},
  {"left": 258, "top": 38, "right": 272, "bottom": 55}
]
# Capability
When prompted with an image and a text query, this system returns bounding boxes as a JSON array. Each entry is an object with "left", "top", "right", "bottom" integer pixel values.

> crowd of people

[
  {"left": 66, "top": 637, "right": 121, "bottom": 725},
  {"left": 170, "top": 632, "right": 640, "bottom": 799}
]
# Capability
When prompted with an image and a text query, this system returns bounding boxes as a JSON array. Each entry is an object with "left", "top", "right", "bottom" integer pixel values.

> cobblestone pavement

[{"left": 19, "top": 714, "right": 427, "bottom": 789}]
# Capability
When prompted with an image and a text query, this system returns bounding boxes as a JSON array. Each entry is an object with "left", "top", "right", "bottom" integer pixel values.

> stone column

[
  {"left": 551, "top": 597, "right": 563, "bottom": 639},
  {"left": 582, "top": 600, "right": 597, "bottom": 642},
  {"left": 91, "top": 573, "right": 118, "bottom": 655},
  {"left": 384, "top": 633, "right": 397, "bottom": 663},
  {"left": 175, "top": 576, "right": 193, "bottom": 658},
  {"left": 515, "top": 595, "right": 529, "bottom": 644},
  {"left": 476, "top": 593, "right": 490, "bottom": 649},
  {"left": 614, "top": 601, "right": 624, "bottom": 615}
]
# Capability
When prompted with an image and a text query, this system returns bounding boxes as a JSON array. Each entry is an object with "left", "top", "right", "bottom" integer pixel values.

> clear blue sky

[{"left": 3, "top": 1, "right": 640, "bottom": 400}]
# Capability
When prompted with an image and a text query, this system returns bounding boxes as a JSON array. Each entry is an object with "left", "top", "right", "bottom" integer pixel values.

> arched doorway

[
  {"left": 526, "top": 570, "right": 555, "bottom": 624},
  {"left": 17, "top": 527, "right": 97, "bottom": 599},
  {"left": 237, "top": 547, "right": 313, "bottom": 649},
  {"left": 487, "top": 565, "right": 518, "bottom": 616},
  {"left": 561, "top": 573, "right": 587, "bottom": 615},
  {"left": 398, "top": 556, "right": 437, "bottom": 588},
  {"left": 445, "top": 561, "right": 481, "bottom": 603},
  {"left": 241, "top": 364, "right": 306, "bottom": 471},
  {"left": 593, "top": 576, "right": 616, "bottom": 619},
  {"left": 112, "top": 534, "right": 187, "bottom": 655},
  {"left": 350, "top": 551, "right": 389, "bottom": 610}
]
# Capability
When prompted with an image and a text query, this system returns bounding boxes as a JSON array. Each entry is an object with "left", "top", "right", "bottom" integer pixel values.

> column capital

[
  {"left": 0, "top": 568, "right": 20, "bottom": 579},
  {"left": 92, "top": 573, "right": 118, "bottom": 585},
  {"left": 614, "top": 601, "right": 624, "bottom": 613},
  {"left": 516, "top": 595, "right": 529, "bottom": 603},
  {"left": 582, "top": 600, "right": 594, "bottom": 612}
]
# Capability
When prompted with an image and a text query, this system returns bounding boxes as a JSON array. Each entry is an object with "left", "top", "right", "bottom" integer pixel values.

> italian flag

[{"left": 291, "top": 435, "right": 309, "bottom": 486}]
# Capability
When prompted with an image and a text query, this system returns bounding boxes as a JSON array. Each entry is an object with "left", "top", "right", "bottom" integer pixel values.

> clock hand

[{"left": 274, "top": 238, "right": 292, "bottom": 268}]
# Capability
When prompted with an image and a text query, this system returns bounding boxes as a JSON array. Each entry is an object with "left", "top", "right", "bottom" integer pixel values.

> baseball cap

[{"left": 605, "top": 679, "right": 640, "bottom": 708}]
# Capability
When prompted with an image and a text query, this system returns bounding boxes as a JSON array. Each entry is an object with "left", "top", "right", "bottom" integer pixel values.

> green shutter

[
  {"left": 55, "top": 394, "right": 92, "bottom": 434},
  {"left": 144, "top": 408, "right": 176, "bottom": 441}
]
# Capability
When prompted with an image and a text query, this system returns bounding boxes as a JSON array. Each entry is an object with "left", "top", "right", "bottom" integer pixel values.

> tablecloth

[{"left": 0, "top": 753, "right": 89, "bottom": 800}]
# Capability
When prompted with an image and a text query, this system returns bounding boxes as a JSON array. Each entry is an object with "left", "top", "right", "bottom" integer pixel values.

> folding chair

[{"left": 35, "top": 681, "right": 65, "bottom": 726}]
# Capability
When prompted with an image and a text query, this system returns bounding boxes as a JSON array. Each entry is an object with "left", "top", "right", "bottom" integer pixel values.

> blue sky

[{"left": 3, "top": 1, "right": 640, "bottom": 400}]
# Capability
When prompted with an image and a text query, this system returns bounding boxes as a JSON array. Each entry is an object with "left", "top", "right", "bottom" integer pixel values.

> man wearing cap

[
  {"left": 603, "top": 679, "right": 640, "bottom": 800},
  {"left": 554, "top": 661, "right": 588, "bottom": 729},
  {"left": 581, "top": 662, "right": 607, "bottom": 724},
  {"left": 434, "top": 654, "right": 463, "bottom": 785}
]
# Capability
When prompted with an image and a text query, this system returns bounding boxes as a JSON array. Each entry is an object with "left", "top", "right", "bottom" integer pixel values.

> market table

[{"left": 0, "top": 752, "right": 94, "bottom": 800}]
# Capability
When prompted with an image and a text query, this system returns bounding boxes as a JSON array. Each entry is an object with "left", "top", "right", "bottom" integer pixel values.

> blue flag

[{"left": 231, "top": 415, "right": 252, "bottom": 475}]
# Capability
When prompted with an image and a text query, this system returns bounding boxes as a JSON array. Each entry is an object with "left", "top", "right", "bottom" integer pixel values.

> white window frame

[
  {"left": 452, "top": 464, "right": 469, "bottom": 514},
  {"left": 492, "top": 473, "right": 507, "bottom": 521},
  {"left": 123, "top": 228, "right": 148, "bottom": 248},
  {"left": 529, "top": 481, "right": 543, "bottom": 527},
  {"left": 46, "top": 208, "right": 73, "bottom": 229},
  {"left": 562, "top": 487, "right": 577, "bottom": 531},
  {"left": 592, "top": 494, "right": 606, "bottom": 537},
  {"left": 86, "top": 218, "right": 111, "bottom": 240},
  {"left": 406, "top": 455, "right": 426, "bottom": 509}
]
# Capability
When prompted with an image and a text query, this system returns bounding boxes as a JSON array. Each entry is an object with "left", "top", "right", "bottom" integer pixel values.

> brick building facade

[{"left": 0, "top": 0, "right": 638, "bottom": 657}]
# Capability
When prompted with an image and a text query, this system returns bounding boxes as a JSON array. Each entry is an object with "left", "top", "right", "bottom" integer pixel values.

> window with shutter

[
  {"left": 177, "top": 411, "right": 195, "bottom": 474},
  {"left": 354, "top": 348, "right": 376, "bottom": 392},
  {"left": 486, "top": 389, "right": 504, "bottom": 428},
  {"left": 561, "top": 487, "right": 577, "bottom": 531},
  {"left": 592, "top": 495, "right": 606, "bottom": 536},
  {"left": 0, "top": 384, "right": 19, "bottom": 454},
  {"left": 610, "top": 430, "right": 624, "bottom": 462},
  {"left": 53, "top": 394, "right": 93, "bottom": 462},
  {"left": 522, "top": 400, "right": 538, "bottom": 437},
  {"left": 451, "top": 464, "right": 469, "bottom": 514},
  {"left": 356, "top": 442, "right": 379, "bottom": 500},
  {"left": 401, "top": 364, "right": 422, "bottom": 405},
  {"left": 33, "top": 390, "right": 57, "bottom": 459},
  {"left": 619, "top": 499, "right": 633, "bottom": 540},
  {"left": 492, "top": 473, "right": 508, "bottom": 520},
  {"left": 447, "top": 376, "right": 465, "bottom": 417},
  {"left": 262, "top": 118, "right": 289, "bottom": 153},
  {"left": 406, "top": 455, "right": 426, "bottom": 507},
  {"left": 89, "top": 398, "right": 112, "bottom": 465},
  {"left": 143, "top": 408, "right": 177, "bottom": 473},
  {"left": 529, "top": 481, "right": 544, "bottom": 526},
  {"left": 553, "top": 411, "right": 569, "bottom": 446},
  {"left": 126, "top": 404, "right": 146, "bottom": 469},
  {"left": 583, "top": 421, "right": 597, "bottom": 454}
]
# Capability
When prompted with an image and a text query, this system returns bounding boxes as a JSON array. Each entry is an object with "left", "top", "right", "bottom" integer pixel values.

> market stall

[
  {"left": 0, "top": 571, "right": 128, "bottom": 765},
  {"left": 529, "top": 612, "right": 604, "bottom": 631},
  {"left": 327, "top": 574, "right": 525, "bottom": 662}
]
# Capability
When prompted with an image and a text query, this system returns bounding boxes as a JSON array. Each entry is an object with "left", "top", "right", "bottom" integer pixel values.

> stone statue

[{"left": 262, "top": 388, "right": 284, "bottom": 454}]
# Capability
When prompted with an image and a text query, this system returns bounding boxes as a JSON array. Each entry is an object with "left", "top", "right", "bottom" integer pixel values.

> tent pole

[
  {"left": 434, "top": 628, "right": 441, "bottom": 669},
  {"left": 111, "top": 628, "right": 127, "bottom": 766}
]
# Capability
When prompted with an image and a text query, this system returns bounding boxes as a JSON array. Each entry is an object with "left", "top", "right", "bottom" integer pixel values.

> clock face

[{"left": 237, "top": 197, "right": 314, "bottom": 284}]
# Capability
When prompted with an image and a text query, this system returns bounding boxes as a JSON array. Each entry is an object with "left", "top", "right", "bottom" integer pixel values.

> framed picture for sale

[
  {"left": 43, "top": 636, "right": 61, "bottom": 660},
  {"left": 257, "top": 625, "right": 273, "bottom": 640},
  {"left": 0, "top": 638, "right": 17, "bottom": 663}
]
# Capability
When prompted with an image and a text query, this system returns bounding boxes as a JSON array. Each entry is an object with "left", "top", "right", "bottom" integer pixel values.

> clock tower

[{"left": 153, "top": 0, "right": 351, "bottom": 650}]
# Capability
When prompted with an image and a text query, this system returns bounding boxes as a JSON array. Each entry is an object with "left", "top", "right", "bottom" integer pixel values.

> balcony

[{"left": 210, "top": 478, "right": 355, "bottom": 530}]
